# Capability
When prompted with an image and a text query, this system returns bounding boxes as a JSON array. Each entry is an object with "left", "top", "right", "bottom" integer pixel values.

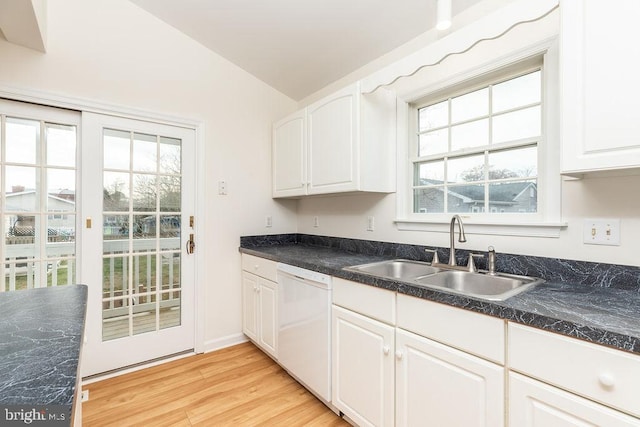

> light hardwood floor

[{"left": 82, "top": 342, "right": 350, "bottom": 426}]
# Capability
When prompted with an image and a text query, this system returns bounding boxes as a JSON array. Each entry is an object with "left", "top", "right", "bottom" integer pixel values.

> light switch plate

[{"left": 583, "top": 218, "right": 620, "bottom": 246}]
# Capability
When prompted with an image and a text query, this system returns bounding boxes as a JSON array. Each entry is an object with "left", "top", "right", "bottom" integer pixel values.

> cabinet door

[
  {"left": 510, "top": 372, "right": 640, "bottom": 426},
  {"left": 257, "top": 278, "right": 277, "bottom": 357},
  {"left": 395, "top": 329, "right": 504, "bottom": 427},
  {"left": 332, "top": 305, "right": 394, "bottom": 427},
  {"left": 307, "top": 85, "right": 358, "bottom": 194},
  {"left": 561, "top": 0, "right": 640, "bottom": 175},
  {"left": 241, "top": 272, "right": 258, "bottom": 341},
  {"left": 273, "top": 110, "right": 306, "bottom": 197}
]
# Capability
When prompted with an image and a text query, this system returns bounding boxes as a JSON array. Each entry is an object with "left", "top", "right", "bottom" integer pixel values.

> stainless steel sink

[
  {"left": 413, "top": 270, "right": 543, "bottom": 301},
  {"left": 344, "top": 259, "right": 440, "bottom": 280}
]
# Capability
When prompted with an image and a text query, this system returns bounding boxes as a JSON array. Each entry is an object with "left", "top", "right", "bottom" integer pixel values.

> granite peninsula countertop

[
  {"left": 0, "top": 285, "right": 87, "bottom": 418},
  {"left": 240, "top": 241, "right": 640, "bottom": 356}
]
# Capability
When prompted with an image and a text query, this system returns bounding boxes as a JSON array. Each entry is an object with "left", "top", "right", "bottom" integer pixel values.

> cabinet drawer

[
  {"left": 397, "top": 294, "right": 505, "bottom": 364},
  {"left": 241, "top": 254, "right": 277, "bottom": 282},
  {"left": 509, "top": 323, "right": 640, "bottom": 418},
  {"left": 332, "top": 277, "right": 395, "bottom": 324}
]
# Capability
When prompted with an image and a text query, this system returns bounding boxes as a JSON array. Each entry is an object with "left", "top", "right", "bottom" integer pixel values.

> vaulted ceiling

[{"left": 129, "top": 0, "right": 485, "bottom": 100}]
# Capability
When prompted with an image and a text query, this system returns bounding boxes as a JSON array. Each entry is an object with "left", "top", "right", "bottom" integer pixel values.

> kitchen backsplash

[{"left": 240, "top": 234, "right": 640, "bottom": 292}]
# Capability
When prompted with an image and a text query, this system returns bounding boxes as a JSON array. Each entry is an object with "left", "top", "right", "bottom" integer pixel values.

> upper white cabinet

[
  {"left": 272, "top": 82, "right": 396, "bottom": 198},
  {"left": 273, "top": 110, "right": 306, "bottom": 197},
  {"left": 561, "top": 0, "right": 640, "bottom": 176}
]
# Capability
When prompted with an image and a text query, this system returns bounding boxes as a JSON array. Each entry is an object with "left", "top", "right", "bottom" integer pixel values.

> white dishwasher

[{"left": 277, "top": 263, "right": 332, "bottom": 402}]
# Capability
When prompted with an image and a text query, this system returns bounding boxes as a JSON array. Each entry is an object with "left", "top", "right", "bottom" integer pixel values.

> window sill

[{"left": 395, "top": 218, "right": 567, "bottom": 238}]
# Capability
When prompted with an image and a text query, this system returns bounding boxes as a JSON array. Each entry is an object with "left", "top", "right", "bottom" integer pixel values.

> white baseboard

[{"left": 203, "top": 333, "right": 248, "bottom": 353}]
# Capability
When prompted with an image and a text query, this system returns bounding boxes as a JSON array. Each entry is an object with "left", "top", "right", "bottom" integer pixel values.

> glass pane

[
  {"left": 488, "top": 146, "right": 537, "bottom": 179},
  {"left": 133, "top": 214, "right": 157, "bottom": 239},
  {"left": 451, "top": 88, "right": 488, "bottom": 123},
  {"left": 489, "top": 180, "right": 537, "bottom": 213},
  {"left": 47, "top": 213, "right": 75, "bottom": 247},
  {"left": 447, "top": 154, "right": 485, "bottom": 184},
  {"left": 6, "top": 117, "right": 38, "bottom": 164},
  {"left": 133, "top": 253, "right": 157, "bottom": 294},
  {"left": 159, "top": 137, "right": 181, "bottom": 174},
  {"left": 5, "top": 166, "right": 37, "bottom": 210},
  {"left": 448, "top": 184, "right": 485, "bottom": 213},
  {"left": 46, "top": 259, "right": 75, "bottom": 287},
  {"left": 133, "top": 294, "right": 158, "bottom": 336},
  {"left": 413, "top": 188, "right": 444, "bottom": 213},
  {"left": 132, "top": 174, "right": 156, "bottom": 212},
  {"left": 159, "top": 175, "right": 180, "bottom": 212},
  {"left": 493, "top": 106, "right": 541, "bottom": 144},
  {"left": 415, "top": 160, "right": 444, "bottom": 185},
  {"left": 133, "top": 133, "right": 157, "bottom": 172},
  {"left": 103, "top": 297, "right": 130, "bottom": 341},
  {"left": 104, "top": 129, "right": 130, "bottom": 170},
  {"left": 6, "top": 215, "right": 37, "bottom": 247},
  {"left": 46, "top": 124, "right": 76, "bottom": 167},
  {"left": 159, "top": 215, "right": 180, "bottom": 242},
  {"left": 103, "top": 214, "right": 129, "bottom": 242},
  {"left": 4, "top": 261, "right": 38, "bottom": 291},
  {"left": 104, "top": 172, "right": 130, "bottom": 211},
  {"left": 47, "top": 169, "right": 76, "bottom": 211},
  {"left": 419, "top": 101, "right": 448, "bottom": 131},
  {"left": 160, "top": 291, "right": 181, "bottom": 330},
  {"left": 493, "top": 71, "right": 541, "bottom": 113},
  {"left": 451, "top": 119, "right": 489, "bottom": 151},
  {"left": 418, "top": 129, "right": 448, "bottom": 157},
  {"left": 161, "top": 253, "right": 181, "bottom": 290},
  {"left": 103, "top": 256, "right": 128, "bottom": 294}
]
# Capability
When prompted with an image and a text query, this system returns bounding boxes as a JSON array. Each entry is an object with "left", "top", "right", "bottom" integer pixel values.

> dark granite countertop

[
  {"left": 0, "top": 285, "right": 87, "bottom": 417},
  {"left": 240, "top": 241, "right": 640, "bottom": 356}
]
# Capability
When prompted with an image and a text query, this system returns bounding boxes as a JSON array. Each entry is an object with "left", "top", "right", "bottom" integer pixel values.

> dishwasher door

[{"left": 277, "top": 266, "right": 332, "bottom": 402}]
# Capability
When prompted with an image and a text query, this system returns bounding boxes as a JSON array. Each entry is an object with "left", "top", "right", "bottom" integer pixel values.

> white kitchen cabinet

[
  {"left": 332, "top": 305, "right": 395, "bottom": 427},
  {"left": 510, "top": 372, "right": 640, "bottom": 427},
  {"left": 561, "top": 0, "right": 640, "bottom": 176},
  {"left": 241, "top": 255, "right": 278, "bottom": 358},
  {"left": 509, "top": 323, "right": 640, "bottom": 424},
  {"left": 396, "top": 328, "right": 504, "bottom": 427},
  {"left": 272, "top": 110, "right": 306, "bottom": 197},
  {"left": 272, "top": 82, "right": 396, "bottom": 198}
]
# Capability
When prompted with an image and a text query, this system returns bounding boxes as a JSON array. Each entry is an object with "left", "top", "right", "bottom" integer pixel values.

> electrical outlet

[
  {"left": 313, "top": 216, "right": 320, "bottom": 228},
  {"left": 218, "top": 180, "right": 227, "bottom": 195},
  {"left": 583, "top": 218, "right": 620, "bottom": 246},
  {"left": 367, "top": 216, "right": 375, "bottom": 231},
  {"left": 265, "top": 216, "right": 272, "bottom": 228}
]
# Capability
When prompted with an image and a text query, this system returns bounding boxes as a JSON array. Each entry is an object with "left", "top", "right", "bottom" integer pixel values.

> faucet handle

[
  {"left": 467, "top": 253, "right": 484, "bottom": 273},
  {"left": 424, "top": 249, "right": 440, "bottom": 264}
]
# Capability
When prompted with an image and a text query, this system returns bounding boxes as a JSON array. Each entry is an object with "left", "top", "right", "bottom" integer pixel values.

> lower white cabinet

[
  {"left": 395, "top": 328, "right": 504, "bottom": 427},
  {"left": 332, "top": 305, "right": 395, "bottom": 427},
  {"left": 509, "top": 372, "right": 640, "bottom": 427},
  {"left": 241, "top": 271, "right": 277, "bottom": 357}
]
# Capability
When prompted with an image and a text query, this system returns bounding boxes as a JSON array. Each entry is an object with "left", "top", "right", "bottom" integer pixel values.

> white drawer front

[
  {"left": 397, "top": 294, "right": 505, "bottom": 365},
  {"left": 241, "top": 254, "right": 278, "bottom": 282},
  {"left": 509, "top": 323, "right": 640, "bottom": 418},
  {"left": 332, "top": 277, "right": 396, "bottom": 325}
]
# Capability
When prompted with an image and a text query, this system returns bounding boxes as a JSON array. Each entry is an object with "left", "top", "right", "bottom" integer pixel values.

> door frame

[{"left": 0, "top": 85, "right": 207, "bottom": 359}]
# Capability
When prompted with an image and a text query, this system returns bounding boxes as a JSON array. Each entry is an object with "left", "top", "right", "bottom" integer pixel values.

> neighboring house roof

[
  {"left": 419, "top": 179, "right": 536, "bottom": 205},
  {"left": 5, "top": 190, "right": 76, "bottom": 211}
]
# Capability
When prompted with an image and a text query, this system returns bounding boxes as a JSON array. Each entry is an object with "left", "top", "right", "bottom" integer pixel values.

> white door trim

[{"left": 0, "top": 84, "right": 207, "bottom": 356}]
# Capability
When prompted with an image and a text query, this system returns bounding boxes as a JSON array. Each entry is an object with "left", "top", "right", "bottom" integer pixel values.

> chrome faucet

[{"left": 449, "top": 215, "right": 467, "bottom": 267}]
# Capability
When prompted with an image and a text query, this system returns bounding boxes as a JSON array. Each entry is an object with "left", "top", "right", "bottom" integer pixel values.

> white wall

[{"left": 0, "top": 0, "right": 298, "bottom": 350}]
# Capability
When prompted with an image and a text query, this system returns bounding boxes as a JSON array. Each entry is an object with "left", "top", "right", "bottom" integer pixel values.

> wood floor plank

[{"left": 83, "top": 342, "right": 349, "bottom": 426}]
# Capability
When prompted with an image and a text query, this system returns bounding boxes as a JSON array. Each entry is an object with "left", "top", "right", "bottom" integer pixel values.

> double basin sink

[{"left": 344, "top": 259, "right": 543, "bottom": 301}]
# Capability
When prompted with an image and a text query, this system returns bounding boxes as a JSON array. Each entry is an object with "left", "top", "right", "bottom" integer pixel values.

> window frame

[
  {"left": 410, "top": 63, "right": 543, "bottom": 219},
  {"left": 395, "top": 41, "right": 565, "bottom": 237}
]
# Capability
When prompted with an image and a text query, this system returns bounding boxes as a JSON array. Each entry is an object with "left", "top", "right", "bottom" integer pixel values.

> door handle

[{"left": 186, "top": 233, "right": 195, "bottom": 254}]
